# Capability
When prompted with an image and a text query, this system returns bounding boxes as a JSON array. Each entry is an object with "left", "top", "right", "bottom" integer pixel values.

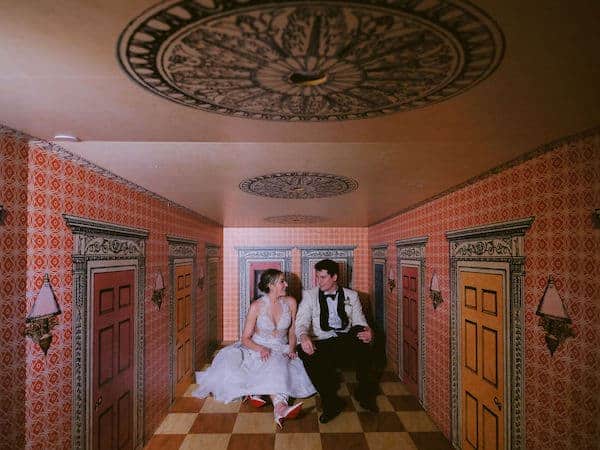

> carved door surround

[
  {"left": 371, "top": 244, "right": 388, "bottom": 332},
  {"left": 395, "top": 236, "right": 428, "bottom": 407},
  {"left": 205, "top": 244, "right": 221, "bottom": 358},
  {"left": 63, "top": 214, "right": 148, "bottom": 450},
  {"left": 446, "top": 217, "right": 534, "bottom": 450},
  {"left": 299, "top": 246, "right": 355, "bottom": 290},
  {"left": 167, "top": 235, "right": 197, "bottom": 403},
  {"left": 237, "top": 247, "right": 292, "bottom": 336}
]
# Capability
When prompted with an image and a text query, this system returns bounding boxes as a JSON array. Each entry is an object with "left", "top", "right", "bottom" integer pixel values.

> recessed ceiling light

[{"left": 53, "top": 134, "right": 80, "bottom": 142}]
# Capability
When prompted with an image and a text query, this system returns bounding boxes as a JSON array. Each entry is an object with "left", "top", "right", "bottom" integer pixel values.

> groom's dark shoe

[
  {"left": 354, "top": 390, "right": 379, "bottom": 413},
  {"left": 319, "top": 397, "right": 344, "bottom": 424}
]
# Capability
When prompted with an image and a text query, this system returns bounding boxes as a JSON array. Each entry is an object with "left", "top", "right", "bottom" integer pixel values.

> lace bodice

[{"left": 253, "top": 296, "right": 291, "bottom": 344}]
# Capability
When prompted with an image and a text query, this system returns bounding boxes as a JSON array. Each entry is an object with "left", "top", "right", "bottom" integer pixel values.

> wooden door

[
  {"left": 207, "top": 257, "right": 219, "bottom": 356},
  {"left": 460, "top": 271, "right": 504, "bottom": 450},
  {"left": 401, "top": 265, "right": 418, "bottom": 396},
  {"left": 92, "top": 269, "right": 134, "bottom": 450},
  {"left": 175, "top": 264, "right": 193, "bottom": 397},
  {"left": 373, "top": 263, "right": 385, "bottom": 332}
]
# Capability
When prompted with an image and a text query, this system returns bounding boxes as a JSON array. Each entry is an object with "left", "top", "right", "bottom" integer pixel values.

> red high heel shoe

[
  {"left": 247, "top": 395, "right": 267, "bottom": 408},
  {"left": 274, "top": 402, "right": 303, "bottom": 428}
]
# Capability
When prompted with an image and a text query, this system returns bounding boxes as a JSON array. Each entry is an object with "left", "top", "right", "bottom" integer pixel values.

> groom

[{"left": 296, "top": 259, "right": 378, "bottom": 423}]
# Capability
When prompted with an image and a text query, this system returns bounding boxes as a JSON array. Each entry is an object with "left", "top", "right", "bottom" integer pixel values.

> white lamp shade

[
  {"left": 388, "top": 267, "right": 395, "bottom": 280},
  {"left": 430, "top": 271, "right": 440, "bottom": 292},
  {"left": 198, "top": 264, "right": 205, "bottom": 279},
  {"left": 27, "top": 274, "right": 61, "bottom": 320},
  {"left": 537, "top": 277, "right": 569, "bottom": 319},
  {"left": 155, "top": 271, "right": 164, "bottom": 290}
]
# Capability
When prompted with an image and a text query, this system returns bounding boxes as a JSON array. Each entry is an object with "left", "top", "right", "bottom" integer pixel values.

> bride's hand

[
  {"left": 259, "top": 346, "right": 271, "bottom": 361},
  {"left": 287, "top": 350, "right": 297, "bottom": 359}
]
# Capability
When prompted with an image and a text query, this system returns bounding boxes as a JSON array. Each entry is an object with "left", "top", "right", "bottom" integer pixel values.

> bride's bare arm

[
  {"left": 287, "top": 297, "right": 298, "bottom": 358},
  {"left": 241, "top": 302, "right": 270, "bottom": 359}
]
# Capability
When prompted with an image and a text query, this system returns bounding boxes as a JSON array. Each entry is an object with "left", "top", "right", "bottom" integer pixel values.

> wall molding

[
  {"left": 63, "top": 214, "right": 148, "bottom": 450},
  {"left": 396, "top": 236, "right": 428, "bottom": 407},
  {"left": 299, "top": 246, "right": 356, "bottom": 290},
  {"left": 446, "top": 217, "right": 534, "bottom": 450}
]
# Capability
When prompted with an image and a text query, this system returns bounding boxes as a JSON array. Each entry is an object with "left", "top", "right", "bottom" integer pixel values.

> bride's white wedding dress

[{"left": 192, "top": 296, "right": 316, "bottom": 403}]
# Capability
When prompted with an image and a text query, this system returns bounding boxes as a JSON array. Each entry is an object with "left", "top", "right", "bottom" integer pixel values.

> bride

[{"left": 192, "top": 269, "right": 315, "bottom": 426}]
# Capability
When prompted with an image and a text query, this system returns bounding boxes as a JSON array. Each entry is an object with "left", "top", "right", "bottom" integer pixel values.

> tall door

[
  {"left": 92, "top": 269, "right": 135, "bottom": 450},
  {"left": 373, "top": 263, "right": 385, "bottom": 332},
  {"left": 401, "top": 265, "right": 418, "bottom": 397},
  {"left": 175, "top": 264, "right": 193, "bottom": 397},
  {"left": 460, "top": 271, "right": 504, "bottom": 450},
  {"left": 207, "top": 257, "right": 219, "bottom": 356}
]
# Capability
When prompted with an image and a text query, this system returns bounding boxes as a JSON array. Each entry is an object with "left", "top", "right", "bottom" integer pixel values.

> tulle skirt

[{"left": 191, "top": 339, "right": 316, "bottom": 403}]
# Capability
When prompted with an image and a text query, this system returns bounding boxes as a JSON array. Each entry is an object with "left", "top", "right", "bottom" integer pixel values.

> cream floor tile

[
  {"left": 300, "top": 395, "right": 317, "bottom": 410},
  {"left": 232, "top": 412, "right": 277, "bottom": 434},
  {"left": 380, "top": 382, "right": 410, "bottom": 395},
  {"left": 154, "top": 413, "right": 198, "bottom": 434},
  {"left": 318, "top": 412, "right": 363, "bottom": 433},
  {"left": 365, "top": 432, "right": 417, "bottom": 450},
  {"left": 397, "top": 411, "right": 439, "bottom": 432},
  {"left": 350, "top": 394, "right": 394, "bottom": 412},
  {"left": 200, "top": 396, "right": 242, "bottom": 413},
  {"left": 180, "top": 433, "right": 230, "bottom": 450},
  {"left": 183, "top": 384, "right": 198, "bottom": 397},
  {"left": 342, "top": 371, "right": 357, "bottom": 382},
  {"left": 275, "top": 433, "right": 322, "bottom": 450}
]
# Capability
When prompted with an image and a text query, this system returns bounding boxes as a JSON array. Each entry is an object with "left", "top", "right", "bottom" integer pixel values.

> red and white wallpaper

[
  {"left": 369, "top": 131, "right": 600, "bottom": 449},
  {"left": 0, "top": 128, "right": 222, "bottom": 450}
]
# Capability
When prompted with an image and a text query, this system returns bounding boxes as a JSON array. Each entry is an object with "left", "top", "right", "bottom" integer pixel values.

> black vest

[{"left": 318, "top": 288, "right": 349, "bottom": 331}]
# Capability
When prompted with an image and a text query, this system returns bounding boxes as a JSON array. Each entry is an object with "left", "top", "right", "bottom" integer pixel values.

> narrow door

[
  {"left": 401, "top": 265, "right": 419, "bottom": 396},
  {"left": 207, "top": 257, "right": 219, "bottom": 356},
  {"left": 175, "top": 264, "right": 193, "bottom": 397},
  {"left": 460, "top": 271, "right": 504, "bottom": 450},
  {"left": 92, "top": 269, "right": 135, "bottom": 450},
  {"left": 373, "top": 263, "right": 385, "bottom": 332}
]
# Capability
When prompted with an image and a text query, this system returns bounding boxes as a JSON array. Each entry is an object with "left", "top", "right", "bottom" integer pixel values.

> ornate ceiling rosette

[
  {"left": 264, "top": 214, "right": 327, "bottom": 225},
  {"left": 240, "top": 172, "right": 358, "bottom": 198},
  {"left": 118, "top": 0, "right": 503, "bottom": 121}
]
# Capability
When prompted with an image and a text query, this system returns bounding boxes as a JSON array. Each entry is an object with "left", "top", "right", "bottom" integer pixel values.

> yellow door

[
  {"left": 175, "top": 264, "right": 193, "bottom": 397},
  {"left": 460, "top": 271, "right": 504, "bottom": 450}
]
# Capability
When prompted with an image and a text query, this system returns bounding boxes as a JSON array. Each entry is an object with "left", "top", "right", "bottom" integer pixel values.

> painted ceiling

[{"left": 1, "top": 0, "right": 599, "bottom": 226}]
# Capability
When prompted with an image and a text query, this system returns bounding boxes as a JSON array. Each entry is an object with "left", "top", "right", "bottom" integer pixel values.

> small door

[
  {"left": 92, "top": 269, "right": 135, "bottom": 450},
  {"left": 175, "top": 264, "right": 193, "bottom": 397},
  {"left": 460, "top": 271, "right": 504, "bottom": 450},
  {"left": 373, "top": 262, "right": 385, "bottom": 332},
  {"left": 207, "top": 257, "right": 219, "bottom": 356},
  {"left": 401, "top": 265, "right": 418, "bottom": 396}
]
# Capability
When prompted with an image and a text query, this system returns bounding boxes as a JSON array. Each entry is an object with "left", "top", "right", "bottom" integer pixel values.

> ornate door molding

[
  {"left": 63, "top": 214, "right": 148, "bottom": 450},
  {"left": 395, "top": 236, "right": 428, "bottom": 407},
  {"left": 371, "top": 244, "right": 388, "bottom": 332},
  {"left": 446, "top": 217, "right": 534, "bottom": 450},
  {"left": 299, "top": 246, "right": 355, "bottom": 290},
  {"left": 167, "top": 235, "right": 197, "bottom": 403},
  {"left": 236, "top": 247, "right": 292, "bottom": 336}
]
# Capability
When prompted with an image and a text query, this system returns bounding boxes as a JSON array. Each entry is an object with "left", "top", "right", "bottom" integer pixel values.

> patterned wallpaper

[
  {"left": 0, "top": 128, "right": 222, "bottom": 449},
  {"left": 222, "top": 228, "right": 369, "bottom": 341},
  {"left": 369, "top": 131, "right": 600, "bottom": 449}
]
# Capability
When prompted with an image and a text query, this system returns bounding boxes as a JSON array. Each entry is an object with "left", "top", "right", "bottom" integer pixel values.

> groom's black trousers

[{"left": 297, "top": 332, "right": 377, "bottom": 409}]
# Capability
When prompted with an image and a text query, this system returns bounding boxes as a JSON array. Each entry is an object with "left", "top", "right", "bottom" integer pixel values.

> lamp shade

[
  {"left": 536, "top": 277, "right": 570, "bottom": 320},
  {"left": 198, "top": 264, "right": 205, "bottom": 280},
  {"left": 154, "top": 271, "right": 164, "bottom": 290},
  {"left": 26, "top": 274, "right": 61, "bottom": 321},
  {"left": 388, "top": 267, "right": 395, "bottom": 281},
  {"left": 430, "top": 271, "right": 440, "bottom": 292}
]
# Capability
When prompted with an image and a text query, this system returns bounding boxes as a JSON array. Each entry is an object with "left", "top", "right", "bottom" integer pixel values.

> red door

[
  {"left": 93, "top": 270, "right": 135, "bottom": 450},
  {"left": 401, "top": 266, "right": 419, "bottom": 396}
]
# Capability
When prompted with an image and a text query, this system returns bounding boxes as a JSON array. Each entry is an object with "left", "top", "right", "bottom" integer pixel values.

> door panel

[
  {"left": 93, "top": 269, "right": 134, "bottom": 450},
  {"left": 460, "top": 271, "right": 504, "bottom": 450},
  {"left": 401, "top": 265, "right": 418, "bottom": 396},
  {"left": 175, "top": 264, "right": 193, "bottom": 397}
]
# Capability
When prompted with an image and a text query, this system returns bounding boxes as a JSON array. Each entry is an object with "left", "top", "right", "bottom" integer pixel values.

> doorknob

[
  {"left": 493, "top": 397, "right": 502, "bottom": 410},
  {"left": 95, "top": 396, "right": 103, "bottom": 410}
]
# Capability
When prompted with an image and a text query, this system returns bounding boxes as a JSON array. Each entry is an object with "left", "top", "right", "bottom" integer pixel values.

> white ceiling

[{"left": 2, "top": 0, "right": 599, "bottom": 226}]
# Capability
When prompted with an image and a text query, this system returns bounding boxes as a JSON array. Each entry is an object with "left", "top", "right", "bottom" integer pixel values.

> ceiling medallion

[
  {"left": 118, "top": 0, "right": 504, "bottom": 121},
  {"left": 264, "top": 215, "right": 327, "bottom": 225},
  {"left": 239, "top": 172, "right": 358, "bottom": 199}
]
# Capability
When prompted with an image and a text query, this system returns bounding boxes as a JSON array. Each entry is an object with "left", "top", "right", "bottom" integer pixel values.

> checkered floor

[{"left": 145, "top": 367, "right": 452, "bottom": 450}]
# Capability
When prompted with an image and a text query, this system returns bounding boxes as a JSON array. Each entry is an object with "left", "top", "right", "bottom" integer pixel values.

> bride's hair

[{"left": 258, "top": 269, "right": 283, "bottom": 293}]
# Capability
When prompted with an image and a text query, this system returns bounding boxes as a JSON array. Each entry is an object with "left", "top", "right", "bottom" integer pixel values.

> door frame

[
  {"left": 370, "top": 244, "right": 388, "bottom": 333},
  {"left": 396, "top": 236, "right": 428, "bottom": 408},
  {"left": 167, "top": 235, "right": 197, "bottom": 403},
  {"left": 64, "top": 214, "right": 148, "bottom": 450},
  {"left": 205, "top": 243, "right": 221, "bottom": 359},
  {"left": 446, "top": 217, "right": 534, "bottom": 450}
]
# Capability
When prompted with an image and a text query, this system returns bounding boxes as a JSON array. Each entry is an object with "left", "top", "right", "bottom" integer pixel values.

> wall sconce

[
  {"left": 151, "top": 271, "right": 165, "bottom": 310},
  {"left": 197, "top": 264, "right": 205, "bottom": 291},
  {"left": 387, "top": 267, "right": 396, "bottom": 292},
  {"left": 24, "top": 274, "right": 62, "bottom": 355},
  {"left": 536, "top": 276, "right": 575, "bottom": 356},
  {"left": 430, "top": 270, "right": 443, "bottom": 310}
]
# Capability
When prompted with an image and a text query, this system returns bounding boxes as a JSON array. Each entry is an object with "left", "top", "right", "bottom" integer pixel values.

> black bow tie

[{"left": 324, "top": 293, "right": 336, "bottom": 300}]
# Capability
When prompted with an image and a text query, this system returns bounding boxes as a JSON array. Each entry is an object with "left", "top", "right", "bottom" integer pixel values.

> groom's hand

[
  {"left": 300, "top": 335, "right": 315, "bottom": 355},
  {"left": 357, "top": 326, "right": 373, "bottom": 344}
]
